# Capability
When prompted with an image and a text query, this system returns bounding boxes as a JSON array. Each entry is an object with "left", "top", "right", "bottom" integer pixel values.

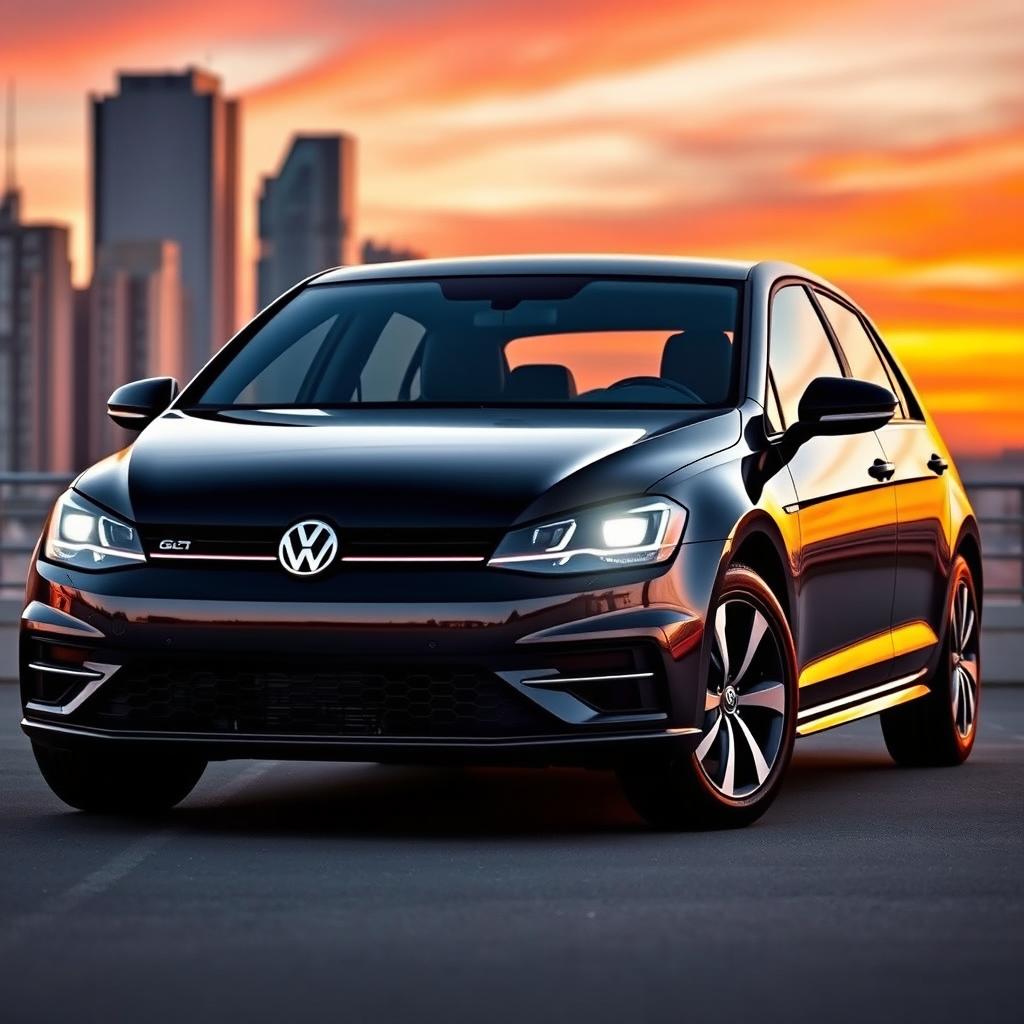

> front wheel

[
  {"left": 33, "top": 743, "right": 207, "bottom": 814},
  {"left": 880, "top": 554, "right": 981, "bottom": 766},
  {"left": 619, "top": 565, "right": 798, "bottom": 830}
]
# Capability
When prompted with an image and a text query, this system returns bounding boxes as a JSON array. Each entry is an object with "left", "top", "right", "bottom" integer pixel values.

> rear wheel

[
  {"left": 33, "top": 743, "right": 206, "bottom": 814},
  {"left": 618, "top": 565, "right": 797, "bottom": 830},
  {"left": 880, "top": 554, "right": 980, "bottom": 766}
]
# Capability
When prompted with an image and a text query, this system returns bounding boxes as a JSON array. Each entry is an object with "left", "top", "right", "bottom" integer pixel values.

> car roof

[
  {"left": 311, "top": 255, "right": 857, "bottom": 314},
  {"left": 314, "top": 254, "right": 757, "bottom": 283}
]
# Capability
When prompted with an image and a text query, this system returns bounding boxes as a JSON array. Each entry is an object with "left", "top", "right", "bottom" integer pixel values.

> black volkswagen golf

[{"left": 21, "top": 256, "right": 983, "bottom": 828}]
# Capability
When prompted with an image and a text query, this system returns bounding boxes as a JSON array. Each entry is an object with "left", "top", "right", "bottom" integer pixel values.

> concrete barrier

[
  {"left": 1, "top": 599, "right": 20, "bottom": 683},
  {"left": 981, "top": 604, "right": 1024, "bottom": 685}
]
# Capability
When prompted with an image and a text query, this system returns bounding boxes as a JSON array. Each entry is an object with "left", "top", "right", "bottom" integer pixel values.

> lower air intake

[{"left": 79, "top": 656, "right": 559, "bottom": 738}]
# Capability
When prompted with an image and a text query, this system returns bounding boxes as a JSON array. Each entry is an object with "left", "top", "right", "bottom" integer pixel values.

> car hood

[{"left": 76, "top": 407, "right": 741, "bottom": 529}]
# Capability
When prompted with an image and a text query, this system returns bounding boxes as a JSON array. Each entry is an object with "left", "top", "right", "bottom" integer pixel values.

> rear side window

[
  {"left": 816, "top": 293, "right": 902, "bottom": 414},
  {"left": 768, "top": 285, "right": 843, "bottom": 428}
]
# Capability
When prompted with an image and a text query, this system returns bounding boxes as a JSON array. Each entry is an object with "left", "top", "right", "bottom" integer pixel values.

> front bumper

[{"left": 20, "top": 546, "right": 722, "bottom": 766}]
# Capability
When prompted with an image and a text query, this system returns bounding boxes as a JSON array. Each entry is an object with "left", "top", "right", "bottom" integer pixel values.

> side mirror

[
  {"left": 107, "top": 376, "right": 179, "bottom": 431},
  {"left": 794, "top": 376, "right": 897, "bottom": 437}
]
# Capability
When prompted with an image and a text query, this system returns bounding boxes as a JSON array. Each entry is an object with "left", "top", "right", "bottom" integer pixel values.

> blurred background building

[
  {"left": 1, "top": 68, "right": 419, "bottom": 472},
  {"left": 88, "top": 239, "right": 183, "bottom": 455},
  {"left": 257, "top": 134, "right": 356, "bottom": 309},
  {"left": 362, "top": 239, "right": 425, "bottom": 264},
  {"left": 92, "top": 68, "right": 238, "bottom": 375},
  {"left": 0, "top": 181, "right": 74, "bottom": 473}
]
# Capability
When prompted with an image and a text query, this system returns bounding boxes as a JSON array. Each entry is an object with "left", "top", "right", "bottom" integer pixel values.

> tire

[
  {"left": 33, "top": 743, "right": 207, "bottom": 814},
  {"left": 880, "top": 554, "right": 980, "bottom": 767},
  {"left": 618, "top": 564, "right": 798, "bottom": 830}
]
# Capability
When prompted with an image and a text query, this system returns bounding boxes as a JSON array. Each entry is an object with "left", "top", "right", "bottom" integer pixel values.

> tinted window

[
  {"left": 769, "top": 285, "right": 843, "bottom": 427},
  {"left": 816, "top": 293, "right": 897, "bottom": 399},
  {"left": 192, "top": 277, "right": 741, "bottom": 408},
  {"left": 357, "top": 313, "right": 425, "bottom": 400},
  {"left": 238, "top": 317, "right": 337, "bottom": 404}
]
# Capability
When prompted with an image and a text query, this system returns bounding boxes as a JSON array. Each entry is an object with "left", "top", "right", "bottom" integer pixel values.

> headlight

[
  {"left": 489, "top": 498, "right": 685, "bottom": 574},
  {"left": 44, "top": 490, "right": 146, "bottom": 570}
]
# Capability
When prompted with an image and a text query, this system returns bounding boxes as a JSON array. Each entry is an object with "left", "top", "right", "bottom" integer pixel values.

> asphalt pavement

[{"left": 1, "top": 684, "right": 1022, "bottom": 1024}]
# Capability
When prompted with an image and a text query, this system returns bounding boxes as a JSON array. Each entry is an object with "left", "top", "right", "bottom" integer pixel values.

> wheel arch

[
  {"left": 725, "top": 515, "right": 795, "bottom": 625},
  {"left": 954, "top": 518, "right": 984, "bottom": 613}
]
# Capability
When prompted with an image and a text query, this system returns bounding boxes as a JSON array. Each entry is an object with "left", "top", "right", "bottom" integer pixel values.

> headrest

[
  {"left": 420, "top": 338, "right": 506, "bottom": 401},
  {"left": 660, "top": 329, "right": 733, "bottom": 403},
  {"left": 505, "top": 364, "right": 578, "bottom": 401}
]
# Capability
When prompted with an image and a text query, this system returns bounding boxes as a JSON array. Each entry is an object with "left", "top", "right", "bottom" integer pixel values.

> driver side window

[{"left": 769, "top": 285, "right": 843, "bottom": 429}]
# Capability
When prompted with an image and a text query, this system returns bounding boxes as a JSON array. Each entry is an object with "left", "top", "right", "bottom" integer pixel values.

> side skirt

[{"left": 796, "top": 669, "right": 929, "bottom": 737}]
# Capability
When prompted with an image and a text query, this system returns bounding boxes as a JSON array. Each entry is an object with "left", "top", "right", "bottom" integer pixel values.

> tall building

[
  {"left": 92, "top": 68, "right": 238, "bottom": 374},
  {"left": 88, "top": 240, "right": 183, "bottom": 459},
  {"left": 257, "top": 134, "right": 356, "bottom": 309},
  {"left": 71, "top": 286, "right": 92, "bottom": 471},
  {"left": 0, "top": 199, "right": 74, "bottom": 472},
  {"left": 362, "top": 239, "right": 424, "bottom": 264}
]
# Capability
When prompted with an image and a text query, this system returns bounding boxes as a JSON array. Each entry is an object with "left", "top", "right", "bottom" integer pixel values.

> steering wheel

[{"left": 606, "top": 376, "right": 703, "bottom": 403}]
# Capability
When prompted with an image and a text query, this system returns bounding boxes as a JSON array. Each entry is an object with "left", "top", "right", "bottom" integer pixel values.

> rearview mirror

[
  {"left": 795, "top": 377, "right": 897, "bottom": 437},
  {"left": 107, "top": 376, "right": 179, "bottom": 431}
]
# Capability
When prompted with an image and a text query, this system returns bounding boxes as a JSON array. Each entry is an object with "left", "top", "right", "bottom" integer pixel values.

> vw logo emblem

[{"left": 278, "top": 520, "right": 338, "bottom": 576}]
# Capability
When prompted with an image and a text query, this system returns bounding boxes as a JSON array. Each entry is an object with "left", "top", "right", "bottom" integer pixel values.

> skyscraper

[
  {"left": 92, "top": 68, "right": 238, "bottom": 374},
  {"left": 0, "top": 194, "right": 74, "bottom": 472},
  {"left": 88, "top": 240, "right": 183, "bottom": 459},
  {"left": 71, "top": 286, "right": 92, "bottom": 471},
  {"left": 257, "top": 135, "right": 356, "bottom": 309}
]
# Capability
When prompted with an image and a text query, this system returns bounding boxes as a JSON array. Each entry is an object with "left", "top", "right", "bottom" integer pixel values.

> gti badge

[
  {"left": 278, "top": 520, "right": 338, "bottom": 576},
  {"left": 159, "top": 539, "right": 191, "bottom": 551}
]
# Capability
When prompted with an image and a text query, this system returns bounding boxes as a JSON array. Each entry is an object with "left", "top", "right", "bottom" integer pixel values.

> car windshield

[{"left": 191, "top": 276, "right": 741, "bottom": 408}]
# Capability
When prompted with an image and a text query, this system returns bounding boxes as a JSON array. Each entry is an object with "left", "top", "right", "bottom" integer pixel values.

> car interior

[{"left": 415, "top": 328, "right": 734, "bottom": 405}]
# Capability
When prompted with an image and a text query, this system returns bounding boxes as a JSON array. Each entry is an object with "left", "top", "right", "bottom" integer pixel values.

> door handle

[
  {"left": 927, "top": 454, "right": 948, "bottom": 476},
  {"left": 868, "top": 459, "right": 896, "bottom": 481}
]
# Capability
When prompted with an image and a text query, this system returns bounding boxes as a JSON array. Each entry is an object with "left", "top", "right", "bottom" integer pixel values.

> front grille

[
  {"left": 140, "top": 525, "right": 498, "bottom": 562},
  {"left": 140, "top": 525, "right": 276, "bottom": 560},
  {"left": 342, "top": 527, "right": 497, "bottom": 560},
  {"left": 78, "top": 655, "right": 557, "bottom": 738}
]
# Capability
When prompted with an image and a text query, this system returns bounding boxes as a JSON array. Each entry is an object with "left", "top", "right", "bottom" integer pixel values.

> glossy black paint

[
  {"left": 81, "top": 407, "right": 735, "bottom": 529},
  {"left": 107, "top": 376, "right": 179, "bottom": 430},
  {"left": 794, "top": 376, "right": 897, "bottom": 436},
  {"left": 21, "top": 256, "right": 979, "bottom": 767}
]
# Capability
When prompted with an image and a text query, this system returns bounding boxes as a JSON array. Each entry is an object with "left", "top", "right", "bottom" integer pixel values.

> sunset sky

[{"left": 3, "top": 0, "right": 1022, "bottom": 454}]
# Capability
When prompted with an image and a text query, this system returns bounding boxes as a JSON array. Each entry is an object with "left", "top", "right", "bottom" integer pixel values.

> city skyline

[
  {"left": 1, "top": 70, "right": 429, "bottom": 471},
  {"left": 2, "top": 0, "right": 1023, "bottom": 455}
]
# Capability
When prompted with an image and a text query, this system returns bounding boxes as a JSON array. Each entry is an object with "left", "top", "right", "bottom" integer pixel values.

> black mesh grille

[{"left": 79, "top": 656, "right": 557, "bottom": 738}]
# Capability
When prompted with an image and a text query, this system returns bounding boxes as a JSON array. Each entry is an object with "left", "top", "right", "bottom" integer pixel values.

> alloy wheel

[
  {"left": 951, "top": 580, "right": 979, "bottom": 740},
  {"left": 697, "top": 597, "right": 787, "bottom": 798}
]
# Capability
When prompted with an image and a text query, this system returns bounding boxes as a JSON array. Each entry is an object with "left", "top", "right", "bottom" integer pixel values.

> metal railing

[
  {"left": 0, "top": 473, "right": 71, "bottom": 599},
  {"left": 965, "top": 481, "right": 1023, "bottom": 602},
  {"left": 0, "top": 472, "right": 1022, "bottom": 602}
]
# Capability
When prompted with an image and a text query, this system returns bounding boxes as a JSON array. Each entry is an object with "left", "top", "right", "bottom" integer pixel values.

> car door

[
  {"left": 814, "top": 291, "right": 948, "bottom": 682},
  {"left": 768, "top": 283, "right": 899, "bottom": 705}
]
